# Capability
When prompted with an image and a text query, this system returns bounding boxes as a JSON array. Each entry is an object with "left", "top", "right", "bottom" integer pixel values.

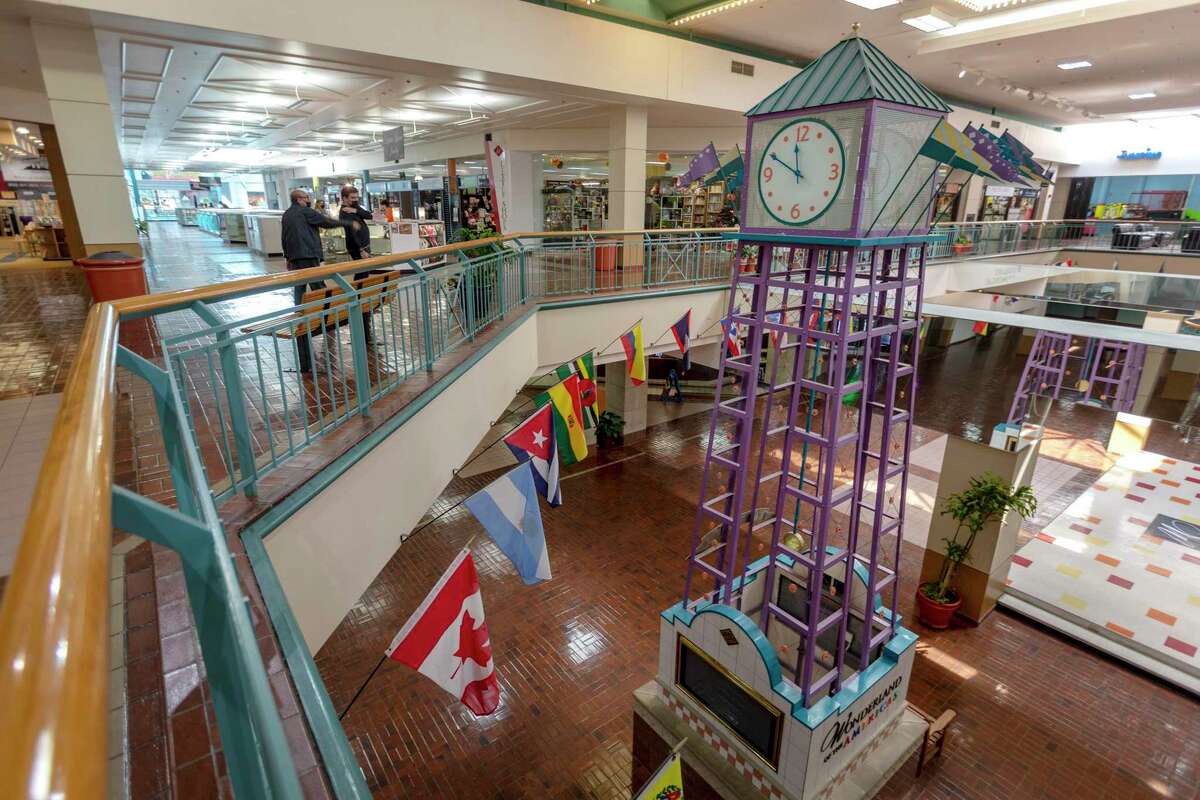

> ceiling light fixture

[
  {"left": 1056, "top": 59, "right": 1092, "bottom": 70},
  {"left": 975, "top": 75, "right": 986, "bottom": 86},
  {"left": 957, "top": 67, "right": 967, "bottom": 79},
  {"left": 669, "top": 0, "right": 757, "bottom": 26},
  {"left": 15, "top": 126, "right": 30, "bottom": 135},
  {"left": 934, "top": 0, "right": 1131, "bottom": 38},
  {"left": 843, "top": 0, "right": 899, "bottom": 8},
  {"left": 953, "top": 0, "right": 1030, "bottom": 9},
  {"left": 902, "top": 7, "right": 956, "bottom": 32},
  {"left": 1128, "top": 91, "right": 1157, "bottom": 99}
]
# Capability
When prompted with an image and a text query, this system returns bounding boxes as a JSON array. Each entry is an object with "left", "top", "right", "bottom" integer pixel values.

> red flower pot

[{"left": 916, "top": 584, "right": 961, "bottom": 629}]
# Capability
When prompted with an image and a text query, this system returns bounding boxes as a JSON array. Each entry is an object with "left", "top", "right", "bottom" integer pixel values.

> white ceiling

[
  {"left": 96, "top": 28, "right": 629, "bottom": 171},
  {"left": 682, "top": 0, "right": 1200, "bottom": 124}
]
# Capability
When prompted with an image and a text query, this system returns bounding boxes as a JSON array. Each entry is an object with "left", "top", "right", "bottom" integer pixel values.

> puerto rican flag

[
  {"left": 385, "top": 550, "right": 501, "bottom": 716},
  {"left": 503, "top": 405, "right": 561, "bottom": 506}
]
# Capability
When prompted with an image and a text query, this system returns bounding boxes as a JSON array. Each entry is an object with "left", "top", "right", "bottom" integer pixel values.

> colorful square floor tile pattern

[{"left": 1006, "top": 451, "right": 1200, "bottom": 679}]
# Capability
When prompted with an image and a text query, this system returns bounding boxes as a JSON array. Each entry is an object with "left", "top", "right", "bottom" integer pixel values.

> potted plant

[
  {"left": 951, "top": 234, "right": 973, "bottom": 255},
  {"left": 456, "top": 222, "right": 501, "bottom": 324},
  {"left": 917, "top": 472, "right": 1036, "bottom": 629},
  {"left": 596, "top": 411, "right": 625, "bottom": 448}
]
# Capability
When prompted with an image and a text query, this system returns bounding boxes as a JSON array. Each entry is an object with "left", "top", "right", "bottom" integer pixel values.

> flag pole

[
  {"left": 630, "top": 737, "right": 689, "bottom": 800},
  {"left": 595, "top": 317, "right": 644, "bottom": 357},
  {"left": 338, "top": 654, "right": 387, "bottom": 721}
]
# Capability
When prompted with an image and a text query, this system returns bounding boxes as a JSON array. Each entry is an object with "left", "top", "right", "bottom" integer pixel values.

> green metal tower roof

[{"left": 747, "top": 36, "right": 952, "bottom": 116}]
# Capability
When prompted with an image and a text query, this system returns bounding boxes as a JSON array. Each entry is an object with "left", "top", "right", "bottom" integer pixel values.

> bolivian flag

[
  {"left": 620, "top": 322, "right": 647, "bottom": 386},
  {"left": 534, "top": 374, "right": 588, "bottom": 466},
  {"left": 634, "top": 753, "right": 684, "bottom": 800},
  {"left": 554, "top": 351, "right": 598, "bottom": 428}
]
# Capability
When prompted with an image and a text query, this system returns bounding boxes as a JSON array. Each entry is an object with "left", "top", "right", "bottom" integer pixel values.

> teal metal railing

[{"left": 160, "top": 231, "right": 734, "bottom": 504}]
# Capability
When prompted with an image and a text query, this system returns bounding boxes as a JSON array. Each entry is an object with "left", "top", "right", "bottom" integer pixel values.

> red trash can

[{"left": 76, "top": 251, "right": 148, "bottom": 301}]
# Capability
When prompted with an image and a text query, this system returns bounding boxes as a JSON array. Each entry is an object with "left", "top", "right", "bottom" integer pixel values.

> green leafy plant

[
  {"left": 457, "top": 221, "right": 499, "bottom": 259},
  {"left": 922, "top": 472, "right": 1037, "bottom": 604},
  {"left": 596, "top": 411, "right": 625, "bottom": 446},
  {"left": 954, "top": 234, "right": 973, "bottom": 247}
]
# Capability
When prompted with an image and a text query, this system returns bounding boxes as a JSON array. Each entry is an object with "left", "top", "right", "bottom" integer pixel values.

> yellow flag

[
  {"left": 542, "top": 373, "right": 588, "bottom": 465},
  {"left": 634, "top": 753, "right": 684, "bottom": 800},
  {"left": 621, "top": 322, "right": 647, "bottom": 385}
]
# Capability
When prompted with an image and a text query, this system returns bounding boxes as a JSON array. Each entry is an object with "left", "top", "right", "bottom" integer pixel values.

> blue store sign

[{"left": 1117, "top": 149, "right": 1163, "bottom": 160}]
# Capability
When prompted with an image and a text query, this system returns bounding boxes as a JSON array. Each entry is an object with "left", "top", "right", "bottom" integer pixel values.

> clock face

[{"left": 755, "top": 117, "right": 846, "bottom": 226}]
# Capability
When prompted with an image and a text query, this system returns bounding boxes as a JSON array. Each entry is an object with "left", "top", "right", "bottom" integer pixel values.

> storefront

[
  {"left": 979, "top": 184, "right": 1040, "bottom": 222},
  {"left": 1063, "top": 173, "right": 1196, "bottom": 221}
]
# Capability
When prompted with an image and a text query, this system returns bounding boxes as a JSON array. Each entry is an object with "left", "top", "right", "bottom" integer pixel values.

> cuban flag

[
  {"left": 503, "top": 405, "right": 561, "bottom": 506},
  {"left": 670, "top": 310, "right": 691, "bottom": 371},
  {"left": 464, "top": 463, "right": 552, "bottom": 585},
  {"left": 385, "top": 549, "right": 501, "bottom": 716},
  {"left": 721, "top": 316, "right": 742, "bottom": 357}
]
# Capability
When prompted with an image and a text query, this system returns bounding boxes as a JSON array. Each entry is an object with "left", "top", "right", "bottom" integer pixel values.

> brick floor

[{"left": 314, "top": 400, "right": 1200, "bottom": 800}]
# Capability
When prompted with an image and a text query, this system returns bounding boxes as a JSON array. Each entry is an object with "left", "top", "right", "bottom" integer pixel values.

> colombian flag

[{"left": 620, "top": 322, "right": 647, "bottom": 385}]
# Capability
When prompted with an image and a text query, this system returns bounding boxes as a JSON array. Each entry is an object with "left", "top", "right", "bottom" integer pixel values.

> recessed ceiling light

[
  {"left": 843, "top": 0, "right": 899, "bottom": 8},
  {"left": 1056, "top": 59, "right": 1092, "bottom": 70},
  {"left": 957, "top": 68, "right": 967, "bottom": 79},
  {"left": 15, "top": 126, "right": 29, "bottom": 135},
  {"left": 902, "top": 7, "right": 956, "bottom": 32},
  {"left": 1128, "top": 91, "right": 1156, "bottom": 100}
]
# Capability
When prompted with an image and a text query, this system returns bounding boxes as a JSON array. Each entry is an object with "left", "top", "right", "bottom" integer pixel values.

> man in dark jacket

[
  {"left": 339, "top": 185, "right": 373, "bottom": 261},
  {"left": 282, "top": 188, "right": 356, "bottom": 372}
]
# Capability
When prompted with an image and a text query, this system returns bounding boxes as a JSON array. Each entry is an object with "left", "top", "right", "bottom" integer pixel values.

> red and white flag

[{"left": 385, "top": 549, "right": 501, "bottom": 715}]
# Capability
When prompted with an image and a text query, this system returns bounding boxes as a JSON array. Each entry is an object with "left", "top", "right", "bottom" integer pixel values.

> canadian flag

[{"left": 385, "top": 549, "right": 501, "bottom": 715}]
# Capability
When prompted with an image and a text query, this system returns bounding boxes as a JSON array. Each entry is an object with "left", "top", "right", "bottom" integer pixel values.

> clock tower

[
  {"left": 742, "top": 33, "right": 950, "bottom": 238},
  {"left": 638, "top": 32, "right": 948, "bottom": 800}
]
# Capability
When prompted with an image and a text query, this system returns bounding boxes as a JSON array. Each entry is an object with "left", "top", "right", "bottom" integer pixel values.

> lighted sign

[{"left": 1117, "top": 149, "right": 1162, "bottom": 161}]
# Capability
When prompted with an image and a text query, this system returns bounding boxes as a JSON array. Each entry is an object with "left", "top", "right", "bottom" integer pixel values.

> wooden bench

[
  {"left": 908, "top": 702, "right": 956, "bottom": 776},
  {"left": 242, "top": 271, "right": 403, "bottom": 339}
]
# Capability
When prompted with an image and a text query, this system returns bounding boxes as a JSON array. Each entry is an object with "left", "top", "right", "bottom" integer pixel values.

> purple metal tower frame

[
  {"left": 1008, "top": 333, "right": 1147, "bottom": 424},
  {"left": 1007, "top": 330, "right": 1072, "bottom": 425},
  {"left": 682, "top": 236, "right": 926, "bottom": 706},
  {"left": 1082, "top": 340, "right": 1146, "bottom": 412}
]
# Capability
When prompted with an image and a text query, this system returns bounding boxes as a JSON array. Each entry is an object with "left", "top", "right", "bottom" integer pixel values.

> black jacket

[
  {"left": 281, "top": 202, "right": 350, "bottom": 263},
  {"left": 339, "top": 204, "right": 374, "bottom": 254}
]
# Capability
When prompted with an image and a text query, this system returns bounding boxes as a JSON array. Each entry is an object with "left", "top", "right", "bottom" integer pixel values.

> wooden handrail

[
  {"left": 111, "top": 227, "right": 740, "bottom": 317},
  {"left": 0, "top": 302, "right": 119, "bottom": 800}
]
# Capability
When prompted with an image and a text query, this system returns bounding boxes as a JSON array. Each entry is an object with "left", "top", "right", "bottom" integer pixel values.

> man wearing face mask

[
  {"left": 339, "top": 184, "right": 374, "bottom": 264},
  {"left": 281, "top": 188, "right": 358, "bottom": 372}
]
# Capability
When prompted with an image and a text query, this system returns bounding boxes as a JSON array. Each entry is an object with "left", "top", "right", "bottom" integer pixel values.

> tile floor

[
  {"left": 1007, "top": 450, "right": 1200, "bottom": 681},
  {"left": 0, "top": 393, "right": 61, "bottom": 575}
]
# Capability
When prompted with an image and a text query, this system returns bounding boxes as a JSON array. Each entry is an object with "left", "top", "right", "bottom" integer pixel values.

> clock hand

[
  {"left": 769, "top": 152, "right": 799, "bottom": 178},
  {"left": 793, "top": 142, "right": 804, "bottom": 182}
]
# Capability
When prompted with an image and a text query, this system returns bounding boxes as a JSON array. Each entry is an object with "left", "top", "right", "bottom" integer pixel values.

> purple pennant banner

[
  {"left": 676, "top": 142, "right": 721, "bottom": 188},
  {"left": 963, "top": 124, "right": 1027, "bottom": 185}
]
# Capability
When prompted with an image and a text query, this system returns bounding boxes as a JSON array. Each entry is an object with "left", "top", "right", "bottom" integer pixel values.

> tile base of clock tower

[{"left": 631, "top": 681, "right": 928, "bottom": 800}]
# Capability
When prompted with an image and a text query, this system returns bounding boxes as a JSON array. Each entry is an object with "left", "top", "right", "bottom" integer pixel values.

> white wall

[
  {"left": 268, "top": 287, "right": 728, "bottom": 651},
  {"left": 267, "top": 313, "right": 541, "bottom": 651},
  {"left": 1054, "top": 117, "right": 1200, "bottom": 178}
]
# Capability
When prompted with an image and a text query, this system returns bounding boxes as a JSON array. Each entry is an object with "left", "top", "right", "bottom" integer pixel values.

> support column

[
  {"left": 32, "top": 22, "right": 139, "bottom": 258},
  {"left": 604, "top": 361, "right": 648, "bottom": 435},
  {"left": 608, "top": 106, "right": 647, "bottom": 271}
]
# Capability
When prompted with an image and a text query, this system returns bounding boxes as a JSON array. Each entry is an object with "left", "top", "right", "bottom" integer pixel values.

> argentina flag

[{"left": 464, "top": 462, "right": 551, "bottom": 585}]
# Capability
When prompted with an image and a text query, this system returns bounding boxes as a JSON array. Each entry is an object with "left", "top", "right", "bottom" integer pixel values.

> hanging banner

[
  {"left": 381, "top": 127, "right": 406, "bottom": 162},
  {"left": 484, "top": 133, "right": 509, "bottom": 232}
]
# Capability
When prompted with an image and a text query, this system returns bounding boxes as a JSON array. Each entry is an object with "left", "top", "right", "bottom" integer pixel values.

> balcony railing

[{"left": 0, "top": 218, "right": 1193, "bottom": 798}]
